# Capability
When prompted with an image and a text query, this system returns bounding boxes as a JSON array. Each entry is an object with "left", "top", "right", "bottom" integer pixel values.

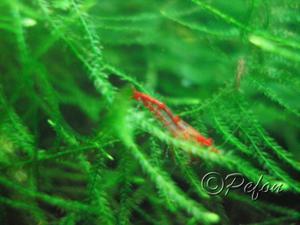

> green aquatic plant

[{"left": 0, "top": 0, "right": 300, "bottom": 224}]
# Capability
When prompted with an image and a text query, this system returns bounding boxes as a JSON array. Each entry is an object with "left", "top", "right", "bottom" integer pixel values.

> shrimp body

[{"left": 133, "top": 89, "right": 216, "bottom": 150}]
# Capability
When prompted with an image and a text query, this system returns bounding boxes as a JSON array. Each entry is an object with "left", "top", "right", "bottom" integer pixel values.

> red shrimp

[{"left": 133, "top": 89, "right": 219, "bottom": 153}]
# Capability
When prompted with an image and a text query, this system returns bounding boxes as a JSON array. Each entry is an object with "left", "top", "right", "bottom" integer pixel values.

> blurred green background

[{"left": 0, "top": 0, "right": 300, "bottom": 224}]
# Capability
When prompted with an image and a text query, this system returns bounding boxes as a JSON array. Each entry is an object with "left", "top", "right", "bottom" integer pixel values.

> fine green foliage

[{"left": 0, "top": 0, "right": 300, "bottom": 224}]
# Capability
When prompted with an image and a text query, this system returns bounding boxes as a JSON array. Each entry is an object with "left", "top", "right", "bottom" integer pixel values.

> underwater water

[{"left": 0, "top": 0, "right": 300, "bottom": 224}]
